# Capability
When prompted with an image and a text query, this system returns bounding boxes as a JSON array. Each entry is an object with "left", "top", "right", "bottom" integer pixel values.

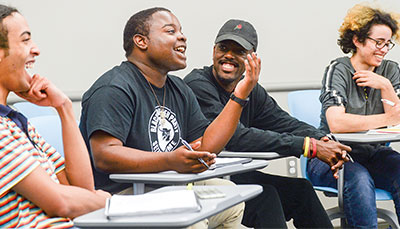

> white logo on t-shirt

[{"left": 148, "top": 106, "right": 181, "bottom": 152}]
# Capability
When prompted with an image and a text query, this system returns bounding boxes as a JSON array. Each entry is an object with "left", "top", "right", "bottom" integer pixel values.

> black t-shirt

[
  {"left": 184, "top": 65, "right": 325, "bottom": 156},
  {"left": 79, "top": 61, "right": 209, "bottom": 193}
]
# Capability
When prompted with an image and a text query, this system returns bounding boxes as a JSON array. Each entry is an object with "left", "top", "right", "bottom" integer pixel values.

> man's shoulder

[
  {"left": 184, "top": 66, "right": 212, "bottom": 84},
  {"left": 82, "top": 62, "right": 140, "bottom": 101}
]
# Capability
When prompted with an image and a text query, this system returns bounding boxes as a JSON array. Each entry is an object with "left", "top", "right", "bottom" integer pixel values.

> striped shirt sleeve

[
  {"left": 320, "top": 61, "right": 349, "bottom": 112},
  {"left": 0, "top": 122, "right": 40, "bottom": 196},
  {"left": 27, "top": 123, "right": 65, "bottom": 174}
]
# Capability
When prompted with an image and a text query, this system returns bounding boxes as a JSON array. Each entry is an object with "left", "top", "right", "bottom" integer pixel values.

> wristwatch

[{"left": 230, "top": 93, "right": 249, "bottom": 107}]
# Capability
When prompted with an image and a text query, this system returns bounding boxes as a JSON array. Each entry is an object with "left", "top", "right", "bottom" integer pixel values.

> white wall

[{"left": 2, "top": 0, "right": 400, "bottom": 101}]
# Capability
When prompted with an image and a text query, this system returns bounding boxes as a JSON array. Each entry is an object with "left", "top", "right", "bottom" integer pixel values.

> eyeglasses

[{"left": 366, "top": 37, "right": 395, "bottom": 50}]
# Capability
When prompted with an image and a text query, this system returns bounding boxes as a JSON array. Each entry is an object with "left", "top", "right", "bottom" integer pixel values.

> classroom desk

[
  {"left": 218, "top": 151, "right": 282, "bottom": 160},
  {"left": 110, "top": 159, "right": 268, "bottom": 194},
  {"left": 73, "top": 184, "right": 262, "bottom": 228},
  {"left": 333, "top": 132, "right": 400, "bottom": 144}
]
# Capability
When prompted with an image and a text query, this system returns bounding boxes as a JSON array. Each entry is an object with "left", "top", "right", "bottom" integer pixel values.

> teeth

[
  {"left": 25, "top": 62, "right": 34, "bottom": 69},
  {"left": 222, "top": 63, "right": 235, "bottom": 71},
  {"left": 176, "top": 47, "right": 185, "bottom": 52}
]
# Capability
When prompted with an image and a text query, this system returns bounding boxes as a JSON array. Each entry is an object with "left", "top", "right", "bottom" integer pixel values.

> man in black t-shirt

[
  {"left": 79, "top": 7, "right": 261, "bottom": 228},
  {"left": 184, "top": 19, "right": 352, "bottom": 228}
]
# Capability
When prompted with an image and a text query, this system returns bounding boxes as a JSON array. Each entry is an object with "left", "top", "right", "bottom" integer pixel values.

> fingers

[
  {"left": 189, "top": 141, "right": 201, "bottom": 150},
  {"left": 332, "top": 168, "right": 339, "bottom": 179},
  {"left": 245, "top": 52, "right": 261, "bottom": 79},
  {"left": 21, "top": 74, "right": 48, "bottom": 102},
  {"left": 331, "top": 159, "right": 344, "bottom": 171},
  {"left": 341, "top": 144, "right": 352, "bottom": 152},
  {"left": 187, "top": 158, "right": 215, "bottom": 173},
  {"left": 321, "top": 136, "right": 330, "bottom": 142},
  {"left": 179, "top": 146, "right": 214, "bottom": 160}
]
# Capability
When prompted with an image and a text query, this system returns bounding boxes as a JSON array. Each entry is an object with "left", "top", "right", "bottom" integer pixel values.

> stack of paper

[
  {"left": 105, "top": 189, "right": 201, "bottom": 218},
  {"left": 367, "top": 124, "right": 400, "bottom": 134}
]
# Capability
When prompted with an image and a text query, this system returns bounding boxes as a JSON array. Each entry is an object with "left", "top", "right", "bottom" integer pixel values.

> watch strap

[{"left": 230, "top": 93, "right": 249, "bottom": 107}]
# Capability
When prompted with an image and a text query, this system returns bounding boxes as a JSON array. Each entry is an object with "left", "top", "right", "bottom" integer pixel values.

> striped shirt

[{"left": 0, "top": 107, "right": 73, "bottom": 228}]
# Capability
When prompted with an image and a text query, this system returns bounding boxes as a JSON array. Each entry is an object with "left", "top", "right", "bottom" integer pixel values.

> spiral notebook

[{"left": 105, "top": 189, "right": 201, "bottom": 218}]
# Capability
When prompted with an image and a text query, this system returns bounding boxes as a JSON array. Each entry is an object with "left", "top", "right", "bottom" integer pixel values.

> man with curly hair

[{"left": 308, "top": 3, "right": 400, "bottom": 228}]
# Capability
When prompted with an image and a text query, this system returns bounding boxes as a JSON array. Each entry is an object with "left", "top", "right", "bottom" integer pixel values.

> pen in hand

[
  {"left": 180, "top": 138, "right": 210, "bottom": 169},
  {"left": 326, "top": 134, "right": 354, "bottom": 163},
  {"left": 381, "top": 99, "right": 395, "bottom": 107}
]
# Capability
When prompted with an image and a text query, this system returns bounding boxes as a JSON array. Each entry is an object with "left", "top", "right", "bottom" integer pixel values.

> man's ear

[
  {"left": 133, "top": 34, "right": 148, "bottom": 50},
  {"left": 353, "top": 35, "right": 362, "bottom": 49},
  {"left": 212, "top": 44, "right": 217, "bottom": 56}
]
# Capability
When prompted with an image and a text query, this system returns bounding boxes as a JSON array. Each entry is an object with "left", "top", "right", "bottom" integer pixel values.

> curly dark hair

[
  {"left": 338, "top": 3, "right": 399, "bottom": 54},
  {"left": 123, "top": 7, "right": 171, "bottom": 58},
  {"left": 0, "top": 4, "right": 18, "bottom": 52}
]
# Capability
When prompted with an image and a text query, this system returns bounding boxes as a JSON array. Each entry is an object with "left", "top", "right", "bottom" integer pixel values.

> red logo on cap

[{"left": 234, "top": 24, "right": 242, "bottom": 30}]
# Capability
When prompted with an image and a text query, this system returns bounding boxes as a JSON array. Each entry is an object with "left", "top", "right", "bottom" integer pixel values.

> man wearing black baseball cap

[{"left": 185, "top": 19, "right": 351, "bottom": 228}]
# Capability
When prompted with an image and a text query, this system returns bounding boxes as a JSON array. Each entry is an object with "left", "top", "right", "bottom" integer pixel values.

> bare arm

[
  {"left": 90, "top": 131, "right": 215, "bottom": 173},
  {"left": 16, "top": 74, "right": 94, "bottom": 190},
  {"left": 12, "top": 165, "right": 109, "bottom": 219},
  {"left": 326, "top": 105, "right": 400, "bottom": 133},
  {"left": 200, "top": 53, "right": 261, "bottom": 153}
]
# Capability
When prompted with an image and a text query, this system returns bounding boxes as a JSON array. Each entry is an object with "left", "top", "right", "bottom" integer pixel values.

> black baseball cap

[{"left": 215, "top": 19, "right": 258, "bottom": 51}]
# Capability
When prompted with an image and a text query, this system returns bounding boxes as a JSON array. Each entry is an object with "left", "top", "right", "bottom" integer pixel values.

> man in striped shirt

[{"left": 0, "top": 4, "right": 109, "bottom": 228}]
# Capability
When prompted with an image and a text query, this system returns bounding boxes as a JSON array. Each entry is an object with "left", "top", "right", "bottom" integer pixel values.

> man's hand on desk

[
  {"left": 166, "top": 141, "right": 216, "bottom": 173},
  {"left": 316, "top": 137, "right": 352, "bottom": 179}
]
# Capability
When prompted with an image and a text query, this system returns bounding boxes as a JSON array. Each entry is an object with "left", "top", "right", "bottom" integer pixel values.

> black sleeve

[
  {"left": 186, "top": 77, "right": 324, "bottom": 157},
  {"left": 252, "top": 88, "right": 324, "bottom": 138},
  {"left": 84, "top": 86, "right": 135, "bottom": 144}
]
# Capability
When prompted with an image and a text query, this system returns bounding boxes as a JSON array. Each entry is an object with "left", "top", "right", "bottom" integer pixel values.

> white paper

[
  {"left": 367, "top": 124, "right": 400, "bottom": 135},
  {"left": 209, "top": 157, "right": 252, "bottom": 170},
  {"left": 105, "top": 189, "right": 201, "bottom": 217}
]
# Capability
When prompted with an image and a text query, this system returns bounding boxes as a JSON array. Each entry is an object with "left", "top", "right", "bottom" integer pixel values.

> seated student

[
  {"left": 307, "top": 3, "right": 400, "bottom": 228},
  {"left": 184, "top": 19, "right": 351, "bottom": 228},
  {"left": 79, "top": 7, "right": 261, "bottom": 228},
  {"left": 0, "top": 4, "right": 110, "bottom": 228}
]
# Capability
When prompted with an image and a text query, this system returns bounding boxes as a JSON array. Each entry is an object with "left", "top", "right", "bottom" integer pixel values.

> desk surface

[
  {"left": 74, "top": 184, "right": 262, "bottom": 228},
  {"left": 218, "top": 151, "right": 282, "bottom": 159},
  {"left": 110, "top": 159, "right": 268, "bottom": 185},
  {"left": 332, "top": 132, "right": 400, "bottom": 144}
]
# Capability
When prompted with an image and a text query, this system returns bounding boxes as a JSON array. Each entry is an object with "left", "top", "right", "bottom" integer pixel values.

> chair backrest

[
  {"left": 287, "top": 90, "right": 321, "bottom": 128},
  {"left": 13, "top": 102, "right": 56, "bottom": 119},
  {"left": 29, "top": 115, "right": 64, "bottom": 156}
]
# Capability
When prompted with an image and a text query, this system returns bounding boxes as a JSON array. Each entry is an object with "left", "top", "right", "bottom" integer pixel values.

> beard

[{"left": 214, "top": 73, "right": 238, "bottom": 87}]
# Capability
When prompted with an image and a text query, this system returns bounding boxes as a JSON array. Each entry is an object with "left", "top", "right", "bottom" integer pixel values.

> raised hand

[
  {"left": 234, "top": 52, "right": 261, "bottom": 99},
  {"left": 352, "top": 70, "right": 390, "bottom": 89},
  {"left": 15, "top": 74, "right": 69, "bottom": 109}
]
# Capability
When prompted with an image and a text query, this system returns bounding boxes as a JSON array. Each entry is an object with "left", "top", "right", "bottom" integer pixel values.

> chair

[
  {"left": 288, "top": 89, "right": 399, "bottom": 228},
  {"left": 13, "top": 101, "right": 56, "bottom": 119},
  {"left": 29, "top": 115, "right": 64, "bottom": 156}
]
